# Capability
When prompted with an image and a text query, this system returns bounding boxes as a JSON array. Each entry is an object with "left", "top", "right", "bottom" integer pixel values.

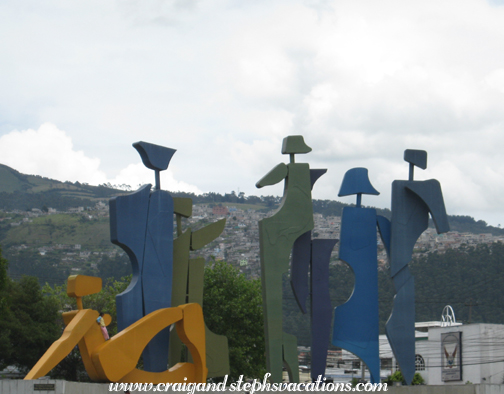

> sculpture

[
  {"left": 331, "top": 168, "right": 381, "bottom": 384},
  {"left": 168, "top": 198, "right": 230, "bottom": 377},
  {"left": 256, "top": 135, "right": 316, "bottom": 383},
  {"left": 379, "top": 150, "right": 449, "bottom": 384},
  {"left": 290, "top": 170, "right": 338, "bottom": 382},
  {"left": 110, "top": 141, "right": 176, "bottom": 372},
  {"left": 24, "top": 275, "right": 207, "bottom": 384},
  {"left": 110, "top": 141, "right": 229, "bottom": 376}
]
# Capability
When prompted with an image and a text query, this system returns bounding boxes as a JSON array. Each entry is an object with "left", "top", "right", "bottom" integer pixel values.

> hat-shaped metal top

[
  {"left": 133, "top": 141, "right": 176, "bottom": 172},
  {"left": 281, "top": 135, "right": 312, "bottom": 155},
  {"left": 404, "top": 149, "right": 427, "bottom": 170},
  {"left": 338, "top": 168, "right": 379, "bottom": 197},
  {"left": 404, "top": 149, "right": 427, "bottom": 181}
]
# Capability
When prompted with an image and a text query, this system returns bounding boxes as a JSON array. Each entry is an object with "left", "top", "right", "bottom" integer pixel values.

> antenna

[{"left": 441, "top": 305, "right": 456, "bottom": 327}]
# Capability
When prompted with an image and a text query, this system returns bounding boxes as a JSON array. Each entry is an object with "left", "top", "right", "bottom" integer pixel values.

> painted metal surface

[
  {"left": 385, "top": 150, "right": 450, "bottom": 385},
  {"left": 257, "top": 135, "right": 314, "bottom": 383},
  {"left": 332, "top": 167, "right": 380, "bottom": 384},
  {"left": 310, "top": 238, "right": 338, "bottom": 381},
  {"left": 110, "top": 141, "right": 176, "bottom": 372},
  {"left": 25, "top": 275, "right": 207, "bottom": 384},
  {"left": 290, "top": 168, "right": 338, "bottom": 382},
  {"left": 168, "top": 201, "right": 229, "bottom": 378}
]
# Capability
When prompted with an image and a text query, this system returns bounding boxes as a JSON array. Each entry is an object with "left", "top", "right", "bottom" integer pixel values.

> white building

[
  {"left": 376, "top": 318, "right": 504, "bottom": 385},
  {"left": 417, "top": 323, "right": 504, "bottom": 385}
]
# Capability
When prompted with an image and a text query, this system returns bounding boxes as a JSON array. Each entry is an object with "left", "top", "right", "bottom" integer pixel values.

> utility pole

[{"left": 465, "top": 298, "right": 478, "bottom": 324}]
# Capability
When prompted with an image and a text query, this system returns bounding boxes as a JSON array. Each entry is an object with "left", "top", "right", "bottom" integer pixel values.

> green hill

[
  {"left": 0, "top": 164, "right": 128, "bottom": 211},
  {"left": 2, "top": 214, "right": 110, "bottom": 248}
]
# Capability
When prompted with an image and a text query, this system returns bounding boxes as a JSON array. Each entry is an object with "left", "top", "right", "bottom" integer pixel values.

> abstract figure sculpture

[
  {"left": 168, "top": 199, "right": 230, "bottom": 377},
  {"left": 256, "top": 135, "right": 316, "bottom": 383},
  {"left": 110, "top": 141, "right": 176, "bottom": 372},
  {"left": 332, "top": 168, "right": 381, "bottom": 384},
  {"left": 379, "top": 150, "right": 449, "bottom": 385},
  {"left": 290, "top": 170, "right": 338, "bottom": 382},
  {"left": 110, "top": 141, "right": 229, "bottom": 376},
  {"left": 24, "top": 275, "right": 207, "bottom": 384}
]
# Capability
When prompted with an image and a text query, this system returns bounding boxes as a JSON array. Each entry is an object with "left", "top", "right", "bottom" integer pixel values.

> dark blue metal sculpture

[
  {"left": 310, "top": 238, "right": 338, "bottom": 381},
  {"left": 110, "top": 141, "right": 176, "bottom": 373},
  {"left": 379, "top": 150, "right": 449, "bottom": 385},
  {"left": 290, "top": 169, "right": 338, "bottom": 382},
  {"left": 332, "top": 168, "right": 380, "bottom": 384}
]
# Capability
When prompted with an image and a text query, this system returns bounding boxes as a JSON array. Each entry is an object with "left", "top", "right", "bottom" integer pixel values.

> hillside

[
  {"left": 1, "top": 163, "right": 504, "bottom": 288},
  {"left": 2, "top": 165, "right": 504, "bottom": 344},
  {"left": 0, "top": 164, "right": 127, "bottom": 211}
]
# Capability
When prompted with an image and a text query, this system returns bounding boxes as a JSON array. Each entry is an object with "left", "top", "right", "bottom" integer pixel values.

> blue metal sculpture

[
  {"left": 290, "top": 169, "right": 338, "bottom": 382},
  {"left": 110, "top": 141, "right": 176, "bottom": 373},
  {"left": 309, "top": 238, "right": 338, "bottom": 381},
  {"left": 332, "top": 168, "right": 381, "bottom": 384},
  {"left": 379, "top": 150, "right": 449, "bottom": 385}
]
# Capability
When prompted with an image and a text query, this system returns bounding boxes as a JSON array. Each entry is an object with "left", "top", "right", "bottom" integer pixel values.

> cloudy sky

[{"left": 2, "top": 0, "right": 504, "bottom": 226}]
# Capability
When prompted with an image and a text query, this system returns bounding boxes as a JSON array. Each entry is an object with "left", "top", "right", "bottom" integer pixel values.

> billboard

[{"left": 441, "top": 331, "right": 462, "bottom": 382}]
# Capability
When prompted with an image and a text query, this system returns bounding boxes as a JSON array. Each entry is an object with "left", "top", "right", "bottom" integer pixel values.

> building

[
  {"left": 416, "top": 323, "right": 504, "bottom": 385},
  {"left": 212, "top": 205, "right": 229, "bottom": 216}
]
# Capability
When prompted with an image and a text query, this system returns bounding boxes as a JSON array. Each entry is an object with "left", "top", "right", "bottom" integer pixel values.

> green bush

[{"left": 383, "top": 370, "right": 424, "bottom": 385}]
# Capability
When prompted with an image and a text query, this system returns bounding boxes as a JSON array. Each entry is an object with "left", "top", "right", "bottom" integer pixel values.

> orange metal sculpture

[{"left": 24, "top": 275, "right": 207, "bottom": 384}]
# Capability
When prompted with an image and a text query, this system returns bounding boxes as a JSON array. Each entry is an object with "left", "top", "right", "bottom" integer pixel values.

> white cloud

[
  {"left": 0, "top": 123, "right": 107, "bottom": 185},
  {"left": 110, "top": 162, "right": 203, "bottom": 194},
  {"left": 0, "top": 124, "right": 202, "bottom": 194},
  {"left": 2, "top": 0, "right": 504, "bottom": 225}
]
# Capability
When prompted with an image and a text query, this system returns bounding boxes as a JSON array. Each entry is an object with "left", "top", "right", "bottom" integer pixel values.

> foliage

[
  {"left": 412, "top": 373, "right": 425, "bottom": 385},
  {"left": 0, "top": 246, "right": 11, "bottom": 369},
  {"left": 6, "top": 250, "right": 70, "bottom": 286},
  {"left": 43, "top": 276, "right": 130, "bottom": 336},
  {"left": 383, "top": 370, "right": 424, "bottom": 385},
  {"left": 97, "top": 254, "right": 132, "bottom": 282},
  {"left": 2, "top": 214, "right": 111, "bottom": 249},
  {"left": 203, "top": 260, "right": 266, "bottom": 381},
  {"left": 0, "top": 276, "right": 60, "bottom": 371},
  {"left": 49, "top": 347, "right": 90, "bottom": 382},
  {"left": 412, "top": 242, "right": 504, "bottom": 324},
  {"left": 448, "top": 215, "right": 504, "bottom": 236}
]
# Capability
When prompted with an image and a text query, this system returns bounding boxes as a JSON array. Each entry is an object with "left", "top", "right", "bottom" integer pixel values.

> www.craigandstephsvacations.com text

[{"left": 108, "top": 374, "right": 388, "bottom": 393}]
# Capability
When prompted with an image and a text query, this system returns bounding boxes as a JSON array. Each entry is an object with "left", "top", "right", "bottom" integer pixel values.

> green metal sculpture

[
  {"left": 168, "top": 198, "right": 230, "bottom": 378},
  {"left": 256, "top": 135, "right": 315, "bottom": 383}
]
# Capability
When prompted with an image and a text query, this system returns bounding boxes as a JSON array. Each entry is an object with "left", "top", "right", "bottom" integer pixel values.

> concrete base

[{"left": 0, "top": 380, "right": 110, "bottom": 394}]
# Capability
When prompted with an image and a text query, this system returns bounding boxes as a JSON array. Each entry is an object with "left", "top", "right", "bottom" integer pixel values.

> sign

[
  {"left": 441, "top": 331, "right": 462, "bottom": 382},
  {"left": 34, "top": 383, "right": 55, "bottom": 391}
]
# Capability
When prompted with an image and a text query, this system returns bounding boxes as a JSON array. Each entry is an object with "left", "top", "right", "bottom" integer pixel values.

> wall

[
  {"left": 423, "top": 324, "right": 504, "bottom": 385},
  {"left": 0, "top": 379, "right": 110, "bottom": 394}
]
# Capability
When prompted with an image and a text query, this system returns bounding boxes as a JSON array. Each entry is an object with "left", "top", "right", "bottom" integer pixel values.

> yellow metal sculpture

[{"left": 24, "top": 275, "right": 208, "bottom": 384}]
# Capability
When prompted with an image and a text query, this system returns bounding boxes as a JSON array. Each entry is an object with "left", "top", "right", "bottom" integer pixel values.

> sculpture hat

[
  {"left": 338, "top": 167, "right": 379, "bottom": 197},
  {"left": 281, "top": 135, "right": 312, "bottom": 155}
]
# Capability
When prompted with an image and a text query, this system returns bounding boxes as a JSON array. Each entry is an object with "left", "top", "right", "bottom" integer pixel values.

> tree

[
  {"left": 43, "top": 276, "right": 131, "bottom": 337},
  {"left": 384, "top": 370, "right": 424, "bottom": 385},
  {"left": 97, "top": 254, "right": 132, "bottom": 282},
  {"left": 0, "top": 276, "right": 60, "bottom": 371},
  {"left": 203, "top": 260, "right": 266, "bottom": 381},
  {"left": 0, "top": 246, "right": 11, "bottom": 369}
]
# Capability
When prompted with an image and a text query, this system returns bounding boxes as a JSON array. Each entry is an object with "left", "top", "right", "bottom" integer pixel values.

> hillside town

[{"left": 2, "top": 200, "right": 504, "bottom": 280}]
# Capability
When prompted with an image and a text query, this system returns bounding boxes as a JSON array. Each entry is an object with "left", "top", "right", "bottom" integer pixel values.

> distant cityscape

[{"left": 2, "top": 200, "right": 503, "bottom": 280}]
